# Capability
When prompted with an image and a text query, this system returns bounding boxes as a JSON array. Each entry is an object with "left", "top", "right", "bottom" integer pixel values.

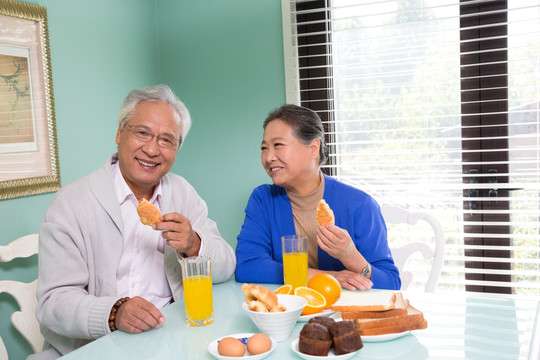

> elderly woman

[{"left": 234, "top": 104, "right": 400, "bottom": 291}]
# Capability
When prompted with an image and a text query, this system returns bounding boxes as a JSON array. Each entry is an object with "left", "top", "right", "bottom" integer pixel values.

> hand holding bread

[
  {"left": 315, "top": 199, "right": 375, "bottom": 291},
  {"left": 144, "top": 210, "right": 201, "bottom": 257}
]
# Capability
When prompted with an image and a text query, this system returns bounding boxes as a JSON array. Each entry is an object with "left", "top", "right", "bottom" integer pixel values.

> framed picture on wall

[{"left": 0, "top": 0, "right": 60, "bottom": 200}]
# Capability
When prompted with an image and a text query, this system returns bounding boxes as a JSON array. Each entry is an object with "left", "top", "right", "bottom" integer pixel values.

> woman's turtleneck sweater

[{"left": 286, "top": 173, "right": 325, "bottom": 268}]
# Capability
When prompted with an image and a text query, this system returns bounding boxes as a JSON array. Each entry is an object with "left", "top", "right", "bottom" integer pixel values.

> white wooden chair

[
  {"left": 529, "top": 301, "right": 540, "bottom": 360},
  {"left": 0, "top": 234, "right": 43, "bottom": 359},
  {"left": 381, "top": 205, "right": 445, "bottom": 292}
]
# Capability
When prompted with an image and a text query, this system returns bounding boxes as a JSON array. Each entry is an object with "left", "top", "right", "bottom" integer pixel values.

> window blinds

[{"left": 282, "top": 0, "right": 540, "bottom": 296}]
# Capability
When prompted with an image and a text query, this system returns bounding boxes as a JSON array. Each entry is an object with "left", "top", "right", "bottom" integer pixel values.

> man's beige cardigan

[{"left": 32, "top": 154, "right": 236, "bottom": 359}]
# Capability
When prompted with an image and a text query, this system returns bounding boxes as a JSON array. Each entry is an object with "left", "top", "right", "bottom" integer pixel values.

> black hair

[{"left": 263, "top": 104, "right": 329, "bottom": 165}]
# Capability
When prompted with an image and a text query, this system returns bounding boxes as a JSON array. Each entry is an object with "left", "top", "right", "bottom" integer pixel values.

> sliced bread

[
  {"left": 331, "top": 290, "right": 397, "bottom": 312},
  {"left": 359, "top": 319, "right": 428, "bottom": 336},
  {"left": 354, "top": 303, "right": 428, "bottom": 336},
  {"left": 341, "top": 292, "right": 408, "bottom": 320}
]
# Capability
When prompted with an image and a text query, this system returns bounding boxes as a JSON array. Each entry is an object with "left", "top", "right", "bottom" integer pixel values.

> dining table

[{"left": 59, "top": 279, "right": 539, "bottom": 359}]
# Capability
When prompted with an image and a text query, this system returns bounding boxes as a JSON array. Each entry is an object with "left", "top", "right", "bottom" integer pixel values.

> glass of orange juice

[
  {"left": 281, "top": 235, "right": 308, "bottom": 289},
  {"left": 180, "top": 256, "right": 213, "bottom": 326}
]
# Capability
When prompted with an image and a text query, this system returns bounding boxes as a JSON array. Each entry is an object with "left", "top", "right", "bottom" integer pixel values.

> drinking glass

[
  {"left": 281, "top": 235, "right": 308, "bottom": 289},
  {"left": 180, "top": 256, "right": 213, "bottom": 326}
]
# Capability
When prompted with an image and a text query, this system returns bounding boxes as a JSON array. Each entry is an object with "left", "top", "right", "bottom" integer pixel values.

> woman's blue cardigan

[{"left": 234, "top": 174, "right": 401, "bottom": 290}]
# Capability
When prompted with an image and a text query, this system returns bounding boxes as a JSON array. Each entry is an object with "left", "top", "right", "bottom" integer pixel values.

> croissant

[
  {"left": 316, "top": 199, "right": 335, "bottom": 226},
  {"left": 137, "top": 199, "right": 162, "bottom": 226},
  {"left": 242, "top": 283, "right": 286, "bottom": 312}
]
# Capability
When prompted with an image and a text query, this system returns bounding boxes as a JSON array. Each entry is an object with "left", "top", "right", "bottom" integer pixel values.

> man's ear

[{"left": 115, "top": 125, "right": 123, "bottom": 145}]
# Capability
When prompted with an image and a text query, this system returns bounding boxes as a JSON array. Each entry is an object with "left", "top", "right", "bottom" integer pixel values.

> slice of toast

[
  {"left": 360, "top": 319, "right": 428, "bottom": 336},
  {"left": 341, "top": 292, "right": 408, "bottom": 320},
  {"left": 331, "top": 290, "right": 397, "bottom": 312},
  {"left": 354, "top": 303, "right": 428, "bottom": 336}
]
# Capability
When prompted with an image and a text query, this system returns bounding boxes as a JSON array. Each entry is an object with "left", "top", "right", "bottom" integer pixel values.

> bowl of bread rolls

[{"left": 241, "top": 284, "right": 307, "bottom": 342}]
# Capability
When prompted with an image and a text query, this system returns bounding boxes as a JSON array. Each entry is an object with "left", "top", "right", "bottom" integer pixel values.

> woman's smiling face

[{"left": 261, "top": 119, "right": 320, "bottom": 194}]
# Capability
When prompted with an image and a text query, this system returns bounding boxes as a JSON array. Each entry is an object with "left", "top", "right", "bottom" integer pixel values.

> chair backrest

[
  {"left": 381, "top": 205, "right": 444, "bottom": 292},
  {"left": 529, "top": 301, "right": 540, "bottom": 360},
  {"left": 0, "top": 234, "right": 43, "bottom": 358}
]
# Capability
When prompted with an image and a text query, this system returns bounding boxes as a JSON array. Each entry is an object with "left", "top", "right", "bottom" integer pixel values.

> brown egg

[
  {"left": 217, "top": 337, "right": 245, "bottom": 357},
  {"left": 247, "top": 333, "right": 272, "bottom": 355}
]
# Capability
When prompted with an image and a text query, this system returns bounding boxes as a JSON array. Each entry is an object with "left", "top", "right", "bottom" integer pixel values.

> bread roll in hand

[
  {"left": 316, "top": 199, "right": 335, "bottom": 226},
  {"left": 137, "top": 199, "right": 162, "bottom": 226}
]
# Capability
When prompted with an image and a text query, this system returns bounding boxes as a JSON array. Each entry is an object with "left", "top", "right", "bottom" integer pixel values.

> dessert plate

[
  {"left": 290, "top": 338, "right": 362, "bottom": 360},
  {"left": 361, "top": 330, "right": 410, "bottom": 342},
  {"left": 208, "top": 333, "right": 277, "bottom": 360},
  {"left": 297, "top": 309, "right": 335, "bottom": 322}
]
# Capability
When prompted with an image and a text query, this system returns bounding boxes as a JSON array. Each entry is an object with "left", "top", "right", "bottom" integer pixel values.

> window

[{"left": 282, "top": 0, "right": 540, "bottom": 295}]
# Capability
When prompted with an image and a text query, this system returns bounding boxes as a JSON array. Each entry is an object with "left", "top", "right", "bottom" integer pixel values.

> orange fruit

[
  {"left": 274, "top": 284, "right": 293, "bottom": 295},
  {"left": 307, "top": 273, "right": 341, "bottom": 309},
  {"left": 294, "top": 287, "right": 326, "bottom": 315}
]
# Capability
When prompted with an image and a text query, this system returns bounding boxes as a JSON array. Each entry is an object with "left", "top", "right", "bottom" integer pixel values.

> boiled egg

[
  {"left": 247, "top": 333, "right": 272, "bottom": 355},
  {"left": 217, "top": 337, "right": 245, "bottom": 357}
]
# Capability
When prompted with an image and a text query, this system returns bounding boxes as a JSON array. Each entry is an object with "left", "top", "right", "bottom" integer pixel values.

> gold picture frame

[{"left": 0, "top": 0, "right": 59, "bottom": 200}]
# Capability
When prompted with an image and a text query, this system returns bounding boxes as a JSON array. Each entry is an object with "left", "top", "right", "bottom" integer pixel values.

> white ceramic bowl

[{"left": 242, "top": 294, "right": 307, "bottom": 342}]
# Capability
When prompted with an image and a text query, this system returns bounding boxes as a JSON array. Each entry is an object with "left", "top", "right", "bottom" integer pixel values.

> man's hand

[
  {"left": 115, "top": 296, "right": 165, "bottom": 334},
  {"left": 153, "top": 212, "right": 201, "bottom": 256}
]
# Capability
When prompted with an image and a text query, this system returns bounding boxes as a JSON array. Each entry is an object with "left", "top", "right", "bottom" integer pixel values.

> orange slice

[
  {"left": 294, "top": 286, "right": 326, "bottom": 315},
  {"left": 274, "top": 284, "right": 293, "bottom": 295}
]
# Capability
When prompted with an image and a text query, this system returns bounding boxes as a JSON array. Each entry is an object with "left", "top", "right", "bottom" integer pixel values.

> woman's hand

[
  {"left": 316, "top": 225, "right": 373, "bottom": 290},
  {"left": 331, "top": 270, "right": 373, "bottom": 291},
  {"left": 317, "top": 225, "right": 356, "bottom": 261}
]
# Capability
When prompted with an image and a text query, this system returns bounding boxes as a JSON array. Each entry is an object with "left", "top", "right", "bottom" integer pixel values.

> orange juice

[
  {"left": 183, "top": 275, "right": 213, "bottom": 325},
  {"left": 283, "top": 252, "right": 308, "bottom": 289}
]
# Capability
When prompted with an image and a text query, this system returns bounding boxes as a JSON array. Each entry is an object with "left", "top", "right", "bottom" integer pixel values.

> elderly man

[{"left": 33, "top": 85, "right": 236, "bottom": 359}]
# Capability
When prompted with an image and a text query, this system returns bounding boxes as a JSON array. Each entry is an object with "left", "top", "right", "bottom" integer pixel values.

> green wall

[
  {"left": 156, "top": 0, "right": 284, "bottom": 246},
  {"left": 0, "top": 1, "right": 284, "bottom": 359}
]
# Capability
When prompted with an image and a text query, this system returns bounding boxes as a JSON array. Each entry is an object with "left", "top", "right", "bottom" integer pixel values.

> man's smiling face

[{"left": 116, "top": 101, "right": 181, "bottom": 200}]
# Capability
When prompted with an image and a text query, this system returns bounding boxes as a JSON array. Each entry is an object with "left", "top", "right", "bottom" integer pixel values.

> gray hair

[
  {"left": 263, "top": 104, "right": 329, "bottom": 165},
  {"left": 118, "top": 85, "right": 192, "bottom": 145}
]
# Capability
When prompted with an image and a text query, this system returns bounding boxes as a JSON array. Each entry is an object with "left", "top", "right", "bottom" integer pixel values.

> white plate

[
  {"left": 361, "top": 330, "right": 410, "bottom": 342},
  {"left": 290, "top": 338, "right": 362, "bottom": 360},
  {"left": 207, "top": 333, "right": 277, "bottom": 360},
  {"left": 298, "top": 309, "right": 336, "bottom": 322}
]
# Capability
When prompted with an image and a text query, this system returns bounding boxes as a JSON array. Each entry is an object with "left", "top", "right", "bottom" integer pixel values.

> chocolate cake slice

[
  {"left": 308, "top": 316, "right": 336, "bottom": 330},
  {"left": 299, "top": 322, "right": 333, "bottom": 356},
  {"left": 329, "top": 320, "right": 363, "bottom": 355}
]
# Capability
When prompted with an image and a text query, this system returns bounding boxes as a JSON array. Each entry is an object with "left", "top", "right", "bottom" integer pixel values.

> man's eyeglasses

[{"left": 125, "top": 124, "right": 181, "bottom": 150}]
